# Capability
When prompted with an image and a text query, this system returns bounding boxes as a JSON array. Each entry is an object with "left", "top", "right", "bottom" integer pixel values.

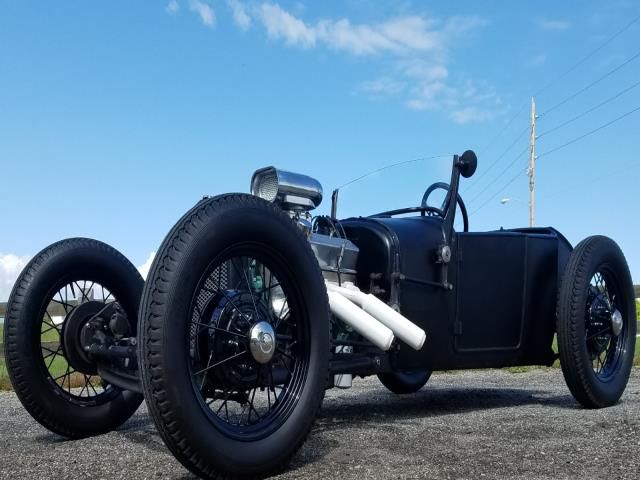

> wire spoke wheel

[
  {"left": 188, "top": 251, "right": 308, "bottom": 440},
  {"left": 585, "top": 271, "right": 625, "bottom": 381},
  {"left": 39, "top": 280, "right": 119, "bottom": 404}
]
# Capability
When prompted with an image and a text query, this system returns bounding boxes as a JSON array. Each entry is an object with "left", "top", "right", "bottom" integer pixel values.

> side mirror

[
  {"left": 439, "top": 149, "right": 478, "bottom": 287},
  {"left": 458, "top": 150, "right": 478, "bottom": 178}
]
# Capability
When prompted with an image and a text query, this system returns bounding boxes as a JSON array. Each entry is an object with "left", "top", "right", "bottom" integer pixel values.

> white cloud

[
  {"left": 398, "top": 61, "right": 502, "bottom": 123},
  {"left": 537, "top": 19, "right": 571, "bottom": 30},
  {"left": 256, "top": 3, "right": 451, "bottom": 56},
  {"left": 357, "top": 77, "right": 406, "bottom": 96},
  {"left": 0, "top": 254, "right": 30, "bottom": 303},
  {"left": 405, "top": 81, "right": 450, "bottom": 110},
  {"left": 401, "top": 60, "right": 449, "bottom": 82},
  {"left": 317, "top": 16, "right": 441, "bottom": 56},
  {"left": 166, "top": 0, "right": 180, "bottom": 15},
  {"left": 137, "top": 252, "right": 156, "bottom": 280},
  {"left": 249, "top": 4, "right": 500, "bottom": 122},
  {"left": 174, "top": 3, "right": 490, "bottom": 123},
  {"left": 259, "top": 3, "right": 317, "bottom": 47},
  {"left": 227, "top": 0, "right": 252, "bottom": 30},
  {"left": 190, "top": 0, "right": 215, "bottom": 28},
  {"left": 400, "top": 60, "right": 451, "bottom": 108},
  {"left": 450, "top": 106, "right": 496, "bottom": 124}
]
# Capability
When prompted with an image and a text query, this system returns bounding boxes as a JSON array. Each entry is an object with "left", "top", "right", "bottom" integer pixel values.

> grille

[
  {"left": 190, "top": 262, "right": 230, "bottom": 342},
  {"left": 257, "top": 171, "right": 279, "bottom": 202}
]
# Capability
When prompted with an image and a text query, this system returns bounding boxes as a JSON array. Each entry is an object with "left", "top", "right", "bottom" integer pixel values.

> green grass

[
  {"left": 506, "top": 328, "right": 640, "bottom": 373},
  {"left": 0, "top": 321, "right": 74, "bottom": 390}
]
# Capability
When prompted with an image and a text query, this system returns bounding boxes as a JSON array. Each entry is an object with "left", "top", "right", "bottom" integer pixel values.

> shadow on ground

[{"left": 61, "top": 383, "right": 579, "bottom": 476}]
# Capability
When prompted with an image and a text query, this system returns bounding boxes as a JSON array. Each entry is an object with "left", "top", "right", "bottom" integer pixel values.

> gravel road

[{"left": 1, "top": 369, "right": 639, "bottom": 480}]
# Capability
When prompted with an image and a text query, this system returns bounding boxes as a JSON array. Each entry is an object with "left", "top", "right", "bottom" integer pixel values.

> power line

[
  {"left": 539, "top": 49, "right": 640, "bottom": 117},
  {"left": 540, "top": 161, "right": 640, "bottom": 200},
  {"left": 538, "top": 104, "right": 640, "bottom": 159},
  {"left": 478, "top": 162, "right": 640, "bottom": 219},
  {"left": 534, "top": 12, "right": 640, "bottom": 97},
  {"left": 468, "top": 145, "right": 530, "bottom": 204},
  {"left": 470, "top": 164, "right": 528, "bottom": 215},
  {"left": 477, "top": 103, "right": 528, "bottom": 154},
  {"left": 466, "top": 125, "right": 529, "bottom": 193},
  {"left": 538, "top": 78, "right": 640, "bottom": 138}
]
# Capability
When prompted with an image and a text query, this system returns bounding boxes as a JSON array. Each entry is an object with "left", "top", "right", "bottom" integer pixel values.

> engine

[
  {"left": 250, "top": 167, "right": 427, "bottom": 385},
  {"left": 250, "top": 166, "right": 360, "bottom": 284}
]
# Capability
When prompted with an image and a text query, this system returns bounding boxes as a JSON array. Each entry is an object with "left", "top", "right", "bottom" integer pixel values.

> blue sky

[{"left": 1, "top": 0, "right": 639, "bottom": 300}]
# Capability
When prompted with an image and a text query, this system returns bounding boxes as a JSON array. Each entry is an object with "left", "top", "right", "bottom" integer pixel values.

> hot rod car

[{"left": 3, "top": 151, "right": 636, "bottom": 479}]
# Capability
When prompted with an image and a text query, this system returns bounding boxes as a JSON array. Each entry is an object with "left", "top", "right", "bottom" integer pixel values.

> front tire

[
  {"left": 557, "top": 235, "right": 636, "bottom": 408},
  {"left": 138, "top": 194, "right": 330, "bottom": 479}
]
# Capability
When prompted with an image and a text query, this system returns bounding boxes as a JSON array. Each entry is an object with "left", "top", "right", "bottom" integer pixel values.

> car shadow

[
  {"left": 289, "top": 386, "right": 581, "bottom": 472},
  {"left": 280, "top": 384, "right": 576, "bottom": 473},
  {"left": 317, "top": 384, "right": 577, "bottom": 426},
  {"left": 31, "top": 382, "right": 578, "bottom": 478}
]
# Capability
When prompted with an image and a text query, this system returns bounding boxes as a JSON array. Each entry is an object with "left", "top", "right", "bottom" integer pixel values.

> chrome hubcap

[
  {"left": 611, "top": 309, "right": 623, "bottom": 336},
  {"left": 249, "top": 321, "right": 276, "bottom": 364}
]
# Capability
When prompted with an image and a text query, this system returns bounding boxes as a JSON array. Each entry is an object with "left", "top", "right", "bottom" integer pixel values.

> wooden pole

[{"left": 529, "top": 97, "right": 536, "bottom": 227}]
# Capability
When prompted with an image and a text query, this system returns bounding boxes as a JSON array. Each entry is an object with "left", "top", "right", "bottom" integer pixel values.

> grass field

[{"left": 0, "top": 322, "right": 87, "bottom": 390}]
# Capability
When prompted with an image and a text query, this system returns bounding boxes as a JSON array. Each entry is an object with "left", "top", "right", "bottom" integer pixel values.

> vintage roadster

[{"left": 3, "top": 151, "right": 636, "bottom": 479}]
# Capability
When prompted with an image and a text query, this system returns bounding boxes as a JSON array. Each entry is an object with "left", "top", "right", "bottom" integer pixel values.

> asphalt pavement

[{"left": 1, "top": 368, "right": 639, "bottom": 480}]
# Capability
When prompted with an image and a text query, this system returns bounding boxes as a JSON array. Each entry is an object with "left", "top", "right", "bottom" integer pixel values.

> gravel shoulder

[{"left": 1, "top": 368, "right": 639, "bottom": 480}]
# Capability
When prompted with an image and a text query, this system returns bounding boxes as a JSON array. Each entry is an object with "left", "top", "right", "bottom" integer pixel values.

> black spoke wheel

[
  {"left": 188, "top": 251, "right": 309, "bottom": 440},
  {"left": 585, "top": 272, "right": 626, "bottom": 380},
  {"left": 139, "top": 194, "right": 330, "bottom": 479},
  {"left": 557, "top": 236, "right": 636, "bottom": 408},
  {"left": 3, "top": 238, "right": 144, "bottom": 437},
  {"left": 40, "top": 281, "right": 119, "bottom": 404}
]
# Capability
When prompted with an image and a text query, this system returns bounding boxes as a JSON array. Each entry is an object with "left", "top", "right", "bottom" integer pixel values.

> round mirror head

[{"left": 459, "top": 150, "right": 478, "bottom": 178}]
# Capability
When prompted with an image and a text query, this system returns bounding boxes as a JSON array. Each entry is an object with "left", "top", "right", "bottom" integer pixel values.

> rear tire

[
  {"left": 557, "top": 236, "right": 636, "bottom": 408},
  {"left": 378, "top": 370, "right": 431, "bottom": 394},
  {"left": 138, "top": 194, "right": 330, "bottom": 479},
  {"left": 3, "top": 238, "right": 144, "bottom": 438}
]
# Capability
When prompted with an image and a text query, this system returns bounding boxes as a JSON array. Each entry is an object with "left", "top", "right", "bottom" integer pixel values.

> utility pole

[{"left": 529, "top": 97, "right": 536, "bottom": 228}]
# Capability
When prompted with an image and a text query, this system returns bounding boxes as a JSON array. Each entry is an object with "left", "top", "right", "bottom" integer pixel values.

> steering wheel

[{"left": 421, "top": 182, "right": 470, "bottom": 232}]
